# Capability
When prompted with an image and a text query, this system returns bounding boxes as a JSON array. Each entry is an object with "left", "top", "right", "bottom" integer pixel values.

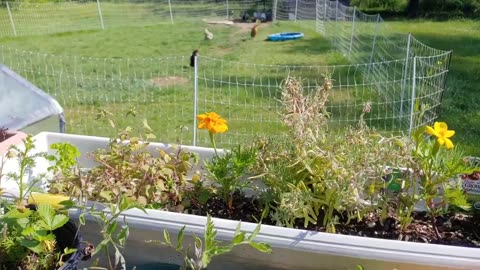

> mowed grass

[
  {"left": 385, "top": 20, "right": 480, "bottom": 156},
  {"left": 0, "top": 17, "right": 478, "bottom": 154},
  {"left": 0, "top": 20, "right": 349, "bottom": 147}
]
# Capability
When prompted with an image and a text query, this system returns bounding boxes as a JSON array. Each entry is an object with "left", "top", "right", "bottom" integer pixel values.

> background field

[{"left": 0, "top": 11, "right": 478, "bottom": 154}]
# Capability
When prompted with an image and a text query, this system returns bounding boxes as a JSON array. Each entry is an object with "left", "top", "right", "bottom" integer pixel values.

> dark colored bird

[{"left": 190, "top": 49, "right": 199, "bottom": 67}]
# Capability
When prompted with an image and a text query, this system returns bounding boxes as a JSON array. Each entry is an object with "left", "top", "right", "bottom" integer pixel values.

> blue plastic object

[{"left": 267, "top": 32, "right": 304, "bottom": 41}]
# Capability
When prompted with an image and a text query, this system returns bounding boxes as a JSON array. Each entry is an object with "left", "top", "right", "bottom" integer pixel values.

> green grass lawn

[
  {"left": 385, "top": 20, "right": 480, "bottom": 156},
  {"left": 0, "top": 16, "right": 478, "bottom": 154}
]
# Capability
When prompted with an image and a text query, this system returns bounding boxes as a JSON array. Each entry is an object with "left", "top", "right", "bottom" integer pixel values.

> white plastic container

[{"left": 2, "top": 132, "right": 478, "bottom": 270}]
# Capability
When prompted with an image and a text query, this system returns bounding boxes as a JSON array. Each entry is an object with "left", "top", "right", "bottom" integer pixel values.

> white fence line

[{"left": 0, "top": 0, "right": 452, "bottom": 147}]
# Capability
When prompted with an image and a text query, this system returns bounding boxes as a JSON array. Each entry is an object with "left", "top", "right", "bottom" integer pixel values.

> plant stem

[{"left": 209, "top": 132, "right": 218, "bottom": 157}]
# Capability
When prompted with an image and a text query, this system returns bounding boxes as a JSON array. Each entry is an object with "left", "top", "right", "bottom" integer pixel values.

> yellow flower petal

[
  {"left": 426, "top": 122, "right": 455, "bottom": 149},
  {"left": 444, "top": 138, "right": 454, "bottom": 149},
  {"left": 425, "top": 126, "right": 436, "bottom": 136},
  {"left": 437, "top": 137, "right": 445, "bottom": 146},
  {"left": 443, "top": 130, "right": 455, "bottom": 138},
  {"left": 435, "top": 122, "right": 448, "bottom": 132}
]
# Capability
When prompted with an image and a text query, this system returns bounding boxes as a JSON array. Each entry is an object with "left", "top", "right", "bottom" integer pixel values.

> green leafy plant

[
  {"left": 150, "top": 215, "right": 271, "bottom": 270},
  {"left": 4, "top": 135, "right": 50, "bottom": 204},
  {"left": 0, "top": 203, "right": 73, "bottom": 269},
  {"left": 406, "top": 122, "right": 473, "bottom": 236},
  {"left": 49, "top": 117, "right": 199, "bottom": 211},
  {"left": 79, "top": 195, "right": 144, "bottom": 270},
  {"left": 204, "top": 144, "right": 257, "bottom": 210},
  {"left": 256, "top": 76, "right": 407, "bottom": 232}
]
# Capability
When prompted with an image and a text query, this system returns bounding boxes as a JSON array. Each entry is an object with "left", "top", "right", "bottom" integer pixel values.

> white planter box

[{"left": 2, "top": 132, "right": 479, "bottom": 270}]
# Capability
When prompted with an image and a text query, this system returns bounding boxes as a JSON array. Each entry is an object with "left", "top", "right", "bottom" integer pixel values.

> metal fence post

[
  {"left": 294, "top": 0, "right": 298, "bottom": 22},
  {"left": 368, "top": 14, "right": 381, "bottom": 64},
  {"left": 272, "top": 0, "right": 278, "bottom": 23},
  {"left": 6, "top": 2, "right": 17, "bottom": 36},
  {"left": 96, "top": 0, "right": 105, "bottom": 29},
  {"left": 348, "top": 7, "right": 356, "bottom": 60},
  {"left": 168, "top": 0, "right": 174, "bottom": 24},
  {"left": 193, "top": 55, "right": 199, "bottom": 146},
  {"left": 226, "top": 0, "right": 229, "bottom": 19},
  {"left": 400, "top": 33, "right": 412, "bottom": 122},
  {"left": 408, "top": 56, "right": 417, "bottom": 135},
  {"left": 366, "top": 14, "right": 381, "bottom": 78},
  {"left": 334, "top": 0, "right": 338, "bottom": 45}
]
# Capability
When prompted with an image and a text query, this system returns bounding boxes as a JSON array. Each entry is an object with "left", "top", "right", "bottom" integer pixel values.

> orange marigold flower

[
  {"left": 197, "top": 112, "right": 228, "bottom": 134},
  {"left": 425, "top": 122, "right": 455, "bottom": 149}
]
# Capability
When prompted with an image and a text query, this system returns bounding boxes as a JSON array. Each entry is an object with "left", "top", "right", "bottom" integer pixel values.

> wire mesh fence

[{"left": 0, "top": 0, "right": 452, "bottom": 148}]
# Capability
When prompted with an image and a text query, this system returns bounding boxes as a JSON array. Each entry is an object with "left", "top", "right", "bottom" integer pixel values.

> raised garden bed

[{"left": 2, "top": 77, "right": 479, "bottom": 270}]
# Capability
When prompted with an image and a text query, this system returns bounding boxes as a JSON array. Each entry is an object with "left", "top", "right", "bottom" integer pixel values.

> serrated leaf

[
  {"left": 37, "top": 204, "right": 69, "bottom": 231},
  {"left": 20, "top": 239, "right": 44, "bottom": 254},
  {"left": 248, "top": 242, "right": 271, "bottom": 253},
  {"left": 3, "top": 208, "right": 32, "bottom": 219},
  {"left": 176, "top": 226, "right": 186, "bottom": 251}
]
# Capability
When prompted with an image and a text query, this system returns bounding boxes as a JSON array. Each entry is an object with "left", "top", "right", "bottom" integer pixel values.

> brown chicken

[{"left": 251, "top": 24, "right": 259, "bottom": 38}]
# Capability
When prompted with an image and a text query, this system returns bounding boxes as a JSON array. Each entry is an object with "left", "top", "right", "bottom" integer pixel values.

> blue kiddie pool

[{"left": 267, "top": 32, "right": 304, "bottom": 41}]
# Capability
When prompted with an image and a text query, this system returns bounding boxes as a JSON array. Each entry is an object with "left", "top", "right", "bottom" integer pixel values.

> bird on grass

[
  {"left": 190, "top": 49, "right": 199, "bottom": 67},
  {"left": 251, "top": 23, "right": 260, "bottom": 38},
  {"left": 204, "top": 28, "right": 213, "bottom": 40}
]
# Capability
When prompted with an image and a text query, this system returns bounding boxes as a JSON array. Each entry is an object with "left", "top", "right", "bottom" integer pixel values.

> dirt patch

[
  {"left": 150, "top": 76, "right": 189, "bottom": 87},
  {"left": 202, "top": 19, "right": 234, "bottom": 25},
  {"left": 233, "top": 21, "right": 272, "bottom": 33}
]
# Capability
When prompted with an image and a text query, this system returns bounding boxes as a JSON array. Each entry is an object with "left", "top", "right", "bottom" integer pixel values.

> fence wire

[{"left": 0, "top": 0, "right": 452, "bottom": 147}]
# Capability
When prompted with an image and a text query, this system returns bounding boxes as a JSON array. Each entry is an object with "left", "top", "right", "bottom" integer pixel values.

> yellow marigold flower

[
  {"left": 425, "top": 122, "right": 455, "bottom": 149},
  {"left": 197, "top": 112, "right": 228, "bottom": 134}
]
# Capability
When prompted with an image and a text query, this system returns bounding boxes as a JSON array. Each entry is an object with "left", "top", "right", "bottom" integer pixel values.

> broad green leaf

[
  {"left": 37, "top": 204, "right": 69, "bottom": 230},
  {"left": 20, "top": 239, "right": 44, "bottom": 254},
  {"left": 3, "top": 208, "right": 32, "bottom": 219},
  {"left": 249, "top": 242, "right": 271, "bottom": 253}
]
